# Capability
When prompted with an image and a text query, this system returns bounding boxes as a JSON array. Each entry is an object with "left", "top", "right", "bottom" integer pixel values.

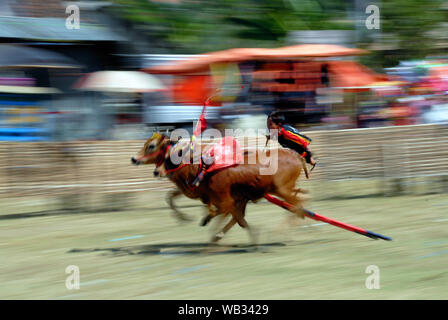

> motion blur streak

[{"left": 0, "top": 0, "right": 447, "bottom": 300}]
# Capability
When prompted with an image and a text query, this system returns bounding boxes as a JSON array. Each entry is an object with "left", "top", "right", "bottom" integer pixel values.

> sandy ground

[{"left": 1, "top": 180, "right": 447, "bottom": 299}]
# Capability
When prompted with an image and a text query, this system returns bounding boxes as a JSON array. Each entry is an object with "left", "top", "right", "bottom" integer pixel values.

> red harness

[
  {"left": 157, "top": 144, "right": 171, "bottom": 167},
  {"left": 164, "top": 163, "right": 190, "bottom": 174},
  {"left": 163, "top": 147, "right": 204, "bottom": 190},
  {"left": 135, "top": 145, "right": 169, "bottom": 166}
]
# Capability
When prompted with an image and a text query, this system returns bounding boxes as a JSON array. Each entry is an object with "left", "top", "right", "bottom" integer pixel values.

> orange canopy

[
  {"left": 144, "top": 44, "right": 368, "bottom": 75},
  {"left": 172, "top": 75, "right": 216, "bottom": 105},
  {"left": 327, "top": 61, "right": 389, "bottom": 88},
  {"left": 168, "top": 60, "right": 390, "bottom": 104}
]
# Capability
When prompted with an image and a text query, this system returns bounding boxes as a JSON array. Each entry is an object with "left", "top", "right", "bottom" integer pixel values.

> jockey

[
  {"left": 191, "top": 98, "right": 212, "bottom": 187},
  {"left": 267, "top": 112, "right": 316, "bottom": 169}
]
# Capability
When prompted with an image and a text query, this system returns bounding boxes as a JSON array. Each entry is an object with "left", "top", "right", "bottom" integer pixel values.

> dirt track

[{"left": 1, "top": 180, "right": 447, "bottom": 299}]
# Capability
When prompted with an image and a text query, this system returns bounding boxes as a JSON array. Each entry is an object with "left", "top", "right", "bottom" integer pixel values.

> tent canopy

[
  {"left": 143, "top": 44, "right": 393, "bottom": 105},
  {"left": 144, "top": 44, "right": 368, "bottom": 75},
  {"left": 168, "top": 60, "right": 390, "bottom": 105},
  {"left": 327, "top": 61, "right": 389, "bottom": 88}
]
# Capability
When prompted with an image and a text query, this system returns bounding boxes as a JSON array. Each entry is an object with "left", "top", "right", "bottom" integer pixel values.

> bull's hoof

[
  {"left": 211, "top": 232, "right": 224, "bottom": 243},
  {"left": 200, "top": 215, "right": 212, "bottom": 227},
  {"left": 174, "top": 212, "right": 193, "bottom": 223}
]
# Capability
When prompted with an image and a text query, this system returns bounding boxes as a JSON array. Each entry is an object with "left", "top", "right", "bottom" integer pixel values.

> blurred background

[
  {"left": 1, "top": 0, "right": 447, "bottom": 203},
  {"left": 1, "top": 0, "right": 448, "bottom": 300}
]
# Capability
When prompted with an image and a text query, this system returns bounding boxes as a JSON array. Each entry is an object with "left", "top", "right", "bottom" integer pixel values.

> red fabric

[
  {"left": 193, "top": 112, "right": 207, "bottom": 137},
  {"left": 172, "top": 75, "right": 214, "bottom": 105},
  {"left": 205, "top": 136, "right": 243, "bottom": 173},
  {"left": 279, "top": 127, "right": 311, "bottom": 147}
]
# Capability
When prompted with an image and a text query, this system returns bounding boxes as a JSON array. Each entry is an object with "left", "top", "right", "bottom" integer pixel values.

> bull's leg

[
  {"left": 200, "top": 214, "right": 213, "bottom": 226},
  {"left": 232, "top": 200, "right": 258, "bottom": 245},
  {"left": 200, "top": 203, "right": 219, "bottom": 226},
  {"left": 274, "top": 186, "right": 306, "bottom": 219},
  {"left": 271, "top": 184, "right": 309, "bottom": 234},
  {"left": 166, "top": 188, "right": 193, "bottom": 222},
  {"left": 207, "top": 196, "right": 248, "bottom": 243},
  {"left": 201, "top": 192, "right": 233, "bottom": 226},
  {"left": 235, "top": 216, "right": 257, "bottom": 245},
  {"left": 293, "top": 187, "right": 309, "bottom": 195},
  {"left": 211, "top": 216, "right": 236, "bottom": 243},
  {"left": 210, "top": 213, "right": 227, "bottom": 234}
]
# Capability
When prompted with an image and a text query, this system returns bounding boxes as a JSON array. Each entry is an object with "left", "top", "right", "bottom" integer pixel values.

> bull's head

[{"left": 131, "top": 132, "right": 171, "bottom": 166}]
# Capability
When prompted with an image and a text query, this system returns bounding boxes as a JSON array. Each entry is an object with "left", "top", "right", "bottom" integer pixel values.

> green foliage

[
  {"left": 109, "top": 0, "right": 350, "bottom": 53},
  {"left": 362, "top": 0, "right": 448, "bottom": 68},
  {"left": 110, "top": 0, "right": 448, "bottom": 67}
]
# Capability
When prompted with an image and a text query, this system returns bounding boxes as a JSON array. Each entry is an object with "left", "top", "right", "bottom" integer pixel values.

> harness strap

[
  {"left": 165, "top": 163, "right": 189, "bottom": 174},
  {"left": 136, "top": 146, "right": 167, "bottom": 163},
  {"left": 164, "top": 156, "right": 204, "bottom": 190},
  {"left": 157, "top": 144, "right": 171, "bottom": 167}
]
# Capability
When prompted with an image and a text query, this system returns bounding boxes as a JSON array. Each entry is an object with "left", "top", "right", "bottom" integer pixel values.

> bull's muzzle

[{"left": 131, "top": 157, "right": 140, "bottom": 165}]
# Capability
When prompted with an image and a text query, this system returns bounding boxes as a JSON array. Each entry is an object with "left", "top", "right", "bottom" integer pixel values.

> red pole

[{"left": 264, "top": 194, "right": 392, "bottom": 241}]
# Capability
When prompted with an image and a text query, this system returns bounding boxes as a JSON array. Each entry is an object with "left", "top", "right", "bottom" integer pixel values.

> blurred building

[
  {"left": 0, "top": 0, "right": 129, "bottom": 75},
  {"left": 0, "top": 0, "right": 155, "bottom": 141}
]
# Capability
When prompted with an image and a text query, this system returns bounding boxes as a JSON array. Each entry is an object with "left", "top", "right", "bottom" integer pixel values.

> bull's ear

[
  {"left": 162, "top": 133, "right": 170, "bottom": 141},
  {"left": 160, "top": 135, "right": 172, "bottom": 147}
]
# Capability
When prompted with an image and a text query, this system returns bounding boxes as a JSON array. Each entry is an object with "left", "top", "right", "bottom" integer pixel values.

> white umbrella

[{"left": 74, "top": 71, "right": 166, "bottom": 93}]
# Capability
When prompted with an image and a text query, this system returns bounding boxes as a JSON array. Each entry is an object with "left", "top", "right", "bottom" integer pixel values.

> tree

[
  {"left": 109, "top": 0, "right": 350, "bottom": 53},
  {"left": 109, "top": 0, "right": 448, "bottom": 69},
  {"left": 359, "top": 0, "right": 448, "bottom": 68}
]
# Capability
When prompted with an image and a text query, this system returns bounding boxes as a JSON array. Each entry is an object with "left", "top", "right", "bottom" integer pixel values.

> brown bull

[
  {"left": 132, "top": 133, "right": 307, "bottom": 243},
  {"left": 131, "top": 133, "right": 211, "bottom": 221}
]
